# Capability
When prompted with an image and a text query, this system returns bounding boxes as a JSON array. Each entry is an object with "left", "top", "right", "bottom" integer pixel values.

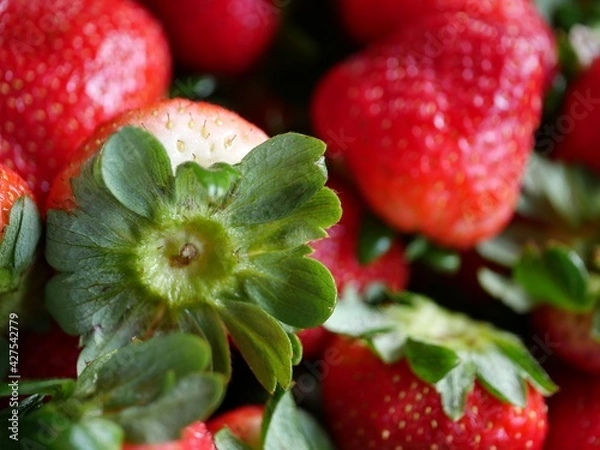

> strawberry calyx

[
  {"left": 324, "top": 287, "right": 557, "bottom": 420},
  {"left": 0, "top": 196, "right": 41, "bottom": 294},
  {"left": 45, "top": 126, "right": 340, "bottom": 393},
  {"left": 0, "top": 334, "right": 225, "bottom": 450},
  {"left": 478, "top": 153, "right": 600, "bottom": 336}
]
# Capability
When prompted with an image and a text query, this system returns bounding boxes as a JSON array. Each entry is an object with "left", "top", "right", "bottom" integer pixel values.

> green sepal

[
  {"left": 51, "top": 418, "right": 123, "bottom": 450},
  {"left": 262, "top": 389, "right": 334, "bottom": 450},
  {"left": 11, "top": 334, "right": 225, "bottom": 449},
  {"left": 0, "top": 379, "right": 75, "bottom": 399},
  {"left": 357, "top": 213, "right": 395, "bottom": 264},
  {"left": 0, "top": 196, "right": 42, "bottom": 293},
  {"left": 98, "top": 126, "right": 174, "bottom": 219},
  {"left": 325, "top": 291, "right": 557, "bottom": 420},
  {"left": 217, "top": 302, "right": 293, "bottom": 393},
  {"left": 513, "top": 244, "right": 593, "bottom": 312},
  {"left": 176, "top": 162, "right": 241, "bottom": 204},
  {"left": 215, "top": 429, "right": 254, "bottom": 450},
  {"left": 477, "top": 268, "right": 534, "bottom": 314},
  {"left": 405, "top": 236, "right": 461, "bottom": 274},
  {"left": 227, "top": 133, "right": 328, "bottom": 225}
]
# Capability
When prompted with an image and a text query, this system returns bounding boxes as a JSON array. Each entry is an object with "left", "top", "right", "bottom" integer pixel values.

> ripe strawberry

[
  {"left": 43, "top": 98, "right": 341, "bottom": 394},
  {"left": 545, "top": 370, "right": 600, "bottom": 450},
  {"left": 207, "top": 405, "right": 264, "bottom": 449},
  {"left": 139, "top": 0, "right": 280, "bottom": 75},
  {"left": 299, "top": 177, "right": 409, "bottom": 359},
  {"left": 531, "top": 306, "right": 600, "bottom": 375},
  {"left": 0, "top": 163, "right": 41, "bottom": 299},
  {"left": 46, "top": 98, "right": 269, "bottom": 213},
  {"left": 122, "top": 422, "right": 216, "bottom": 450},
  {"left": 18, "top": 321, "right": 80, "bottom": 380},
  {"left": 0, "top": 0, "right": 171, "bottom": 203},
  {"left": 334, "top": 0, "right": 556, "bottom": 81},
  {"left": 552, "top": 57, "right": 600, "bottom": 172},
  {"left": 322, "top": 294, "right": 556, "bottom": 449},
  {"left": 312, "top": 13, "right": 547, "bottom": 249}
]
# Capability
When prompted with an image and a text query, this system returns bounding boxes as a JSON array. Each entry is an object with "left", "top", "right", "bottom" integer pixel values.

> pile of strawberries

[{"left": 2, "top": 0, "right": 600, "bottom": 449}]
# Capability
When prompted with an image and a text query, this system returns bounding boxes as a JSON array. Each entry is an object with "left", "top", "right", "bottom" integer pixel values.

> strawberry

[
  {"left": 551, "top": 57, "right": 600, "bottom": 172},
  {"left": 333, "top": 0, "right": 557, "bottom": 81},
  {"left": 122, "top": 422, "right": 216, "bottom": 450},
  {"left": 206, "top": 405, "right": 263, "bottom": 449},
  {"left": 46, "top": 98, "right": 269, "bottom": 213},
  {"left": 531, "top": 306, "right": 600, "bottom": 374},
  {"left": 299, "top": 177, "right": 409, "bottom": 358},
  {"left": 43, "top": 98, "right": 341, "bottom": 394},
  {"left": 545, "top": 370, "right": 600, "bottom": 450},
  {"left": 322, "top": 293, "right": 556, "bottom": 449},
  {"left": 0, "top": 0, "right": 171, "bottom": 203},
  {"left": 139, "top": 0, "right": 280, "bottom": 75},
  {"left": 311, "top": 13, "right": 547, "bottom": 249},
  {"left": 476, "top": 153, "right": 600, "bottom": 374}
]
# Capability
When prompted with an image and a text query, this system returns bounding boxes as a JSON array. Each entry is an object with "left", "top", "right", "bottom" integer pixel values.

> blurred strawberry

[
  {"left": 0, "top": 0, "right": 171, "bottom": 204},
  {"left": 139, "top": 0, "right": 281, "bottom": 75},
  {"left": 312, "top": 13, "right": 547, "bottom": 249}
]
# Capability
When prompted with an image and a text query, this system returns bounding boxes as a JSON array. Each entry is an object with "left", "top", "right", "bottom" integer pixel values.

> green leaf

[
  {"left": 228, "top": 133, "right": 328, "bottom": 225},
  {"left": 242, "top": 252, "right": 336, "bottom": 328},
  {"left": 52, "top": 418, "right": 123, "bottom": 450},
  {"left": 405, "top": 236, "right": 460, "bottom": 273},
  {"left": 214, "top": 429, "right": 254, "bottom": 450},
  {"left": 477, "top": 268, "right": 536, "bottom": 313},
  {"left": 180, "top": 305, "right": 231, "bottom": 379},
  {"left": 262, "top": 390, "right": 311, "bottom": 450},
  {"left": 98, "top": 126, "right": 173, "bottom": 219},
  {"left": 243, "top": 187, "right": 341, "bottom": 253},
  {"left": 514, "top": 244, "right": 593, "bottom": 311},
  {"left": 404, "top": 339, "right": 460, "bottom": 384},
  {"left": 535, "top": 0, "right": 570, "bottom": 22},
  {"left": 176, "top": 162, "right": 240, "bottom": 204},
  {"left": 0, "top": 379, "right": 75, "bottom": 399},
  {"left": 358, "top": 213, "right": 395, "bottom": 264},
  {"left": 435, "top": 360, "right": 476, "bottom": 421},
  {"left": 217, "top": 302, "right": 293, "bottom": 392},
  {"left": 472, "top": 350, "right": 527, "bottom": 407},
  {"left": 493, "top": 336, "right": 558, "bottom": 395},
  {"left": 114, "top": 373, "right": 224, "bottom": 443},
  {"left": 296, "top": 409, "right": 335, "bottom": 450},
  {"left": 0, "top": 196, "right": 42, "bottom": 292},
  {"left": 75, "top": 334, "right": 213, "bottom": 406}
]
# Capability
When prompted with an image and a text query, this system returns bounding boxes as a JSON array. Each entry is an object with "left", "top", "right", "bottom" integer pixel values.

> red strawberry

[
  {"left": 312, "top": 13, "right": 547, "bottom": 249},
  {"left": 0, "top": 0, "right": 171, "bottom": 203},
  {"left": 322, "top": 294, "right": 556, "bottom": 450},
  {"left": 207, "top": 405, "right": 264, "bottom": 448},
  {"left": 122, "top": 422, "right": 216, "bottom": 450},
  {"left": 43, "top": 98, "right": 341, "bottom": 394},
  {"left": 46, "top": 98, "right": 269, "bottom": 213},
  {"left": 531, "top": 306, "right": 600, "bottom": 375},
  {"left": 552, "top": 57, "right": 600, "bottom": 172},
  {"left": 544, "top": 370, "right": 600, "bottom": 450},
  {"left": 139, "top": 0, "right": 280, "bottom": 75},
  {"left": 0, "top": 164, "right": 34, "bottom": 230},
  {"left": 299, "top": 177, "right": 409, "bottom": 359},
  {"left": 17, "top": 321, "right": 80, "bottom": 380}
]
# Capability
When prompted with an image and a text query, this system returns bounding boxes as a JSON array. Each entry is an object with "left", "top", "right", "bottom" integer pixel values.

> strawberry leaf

[
  {"left": 0, "top": 196, "right": 42, "bottom": 293},
  {"left": 214, "top": 429, "right": 254, "bottom": 450},
  {"left": 357, "top": 213, "right": 395, "bottom": 264},
  {"left": 513, "top": 244, "right": 593, "bottom": 311},
  {"left": 45, "top": 127, "right": 340, "bottom": 393},
  {"left": 403, "top": 339, "right": 460, "bottom": 384},
  {"left": 406, "top": 236, "right": 460, "bottom": 274},
  {"left": 435, "top": 361, "right": 476, "bottom": 421},
  {"left": 477, "top": 268, "right": 535, "bottom": 313},
  {"left": 217, "top": 301, "right": 292, "bottom": 392},
  {"left": 5, "top": 334, "right": 225, "bottom": 449}
]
